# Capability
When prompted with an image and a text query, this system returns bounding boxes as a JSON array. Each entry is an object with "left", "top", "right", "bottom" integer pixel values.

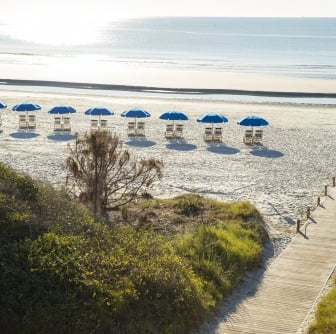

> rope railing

[{"left": 296, "top": 177, "right": 335, "bottom": 234}]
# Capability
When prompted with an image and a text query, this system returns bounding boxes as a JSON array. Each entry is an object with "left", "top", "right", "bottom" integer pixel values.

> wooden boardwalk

[{"left": 206, "top": 187, "right": 336, "bottom": 334}]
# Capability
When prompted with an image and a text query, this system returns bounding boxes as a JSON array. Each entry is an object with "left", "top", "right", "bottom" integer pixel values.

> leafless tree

[{"left": 66, "top": 131, "right": 163, "bottom": 217}]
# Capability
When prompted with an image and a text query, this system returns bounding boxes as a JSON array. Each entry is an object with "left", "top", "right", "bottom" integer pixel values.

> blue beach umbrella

[
  {"left": 121, "top": 108, "right": 150, "bottom": 118},
  {"left": 12, "top": 102, "right": 41, "bottom": 112},
  {"left": 0, "top": 101, "right": 7, "bottom": 109},
  {"left": 159, "top": 111, "right": 188, "bottom": 126},
  {"left": 197, "top": 113, "right": 228, "bottom": 129},
  {"left": 85, "top": 106, "right": 114, "bottom": 121},
  {"left": 237, "top": 115, "right": 269, "bottom": 127},
  {"left": 121, "top": 108, "right": 151, "bottom": 126},
  {"left": 49, "top": 104, "right": 76, "bottom": 115}
]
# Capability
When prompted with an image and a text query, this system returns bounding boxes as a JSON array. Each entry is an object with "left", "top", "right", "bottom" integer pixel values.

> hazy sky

[{"left": 2, "top": 0, "right": 336, "bottom": 21}]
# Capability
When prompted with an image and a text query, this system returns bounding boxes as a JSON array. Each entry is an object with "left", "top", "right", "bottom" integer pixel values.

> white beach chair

[
  {"left": 174, "top": 124, "right": 184, "bottom": 138},
  {"left": 127, "top": 122, "right": 136, "bottom": 136},
  {"left": 253, "top": 129, "right": 263, "bottom": 144},
  {"left": 243, "top": 129, "right": 253, "bottom": 144},
  {"left": 63, "top": 116, "right": 71, "bottom": 132},
  {"left": 28, "top": 115, "right": 36, "bottom": 129},
  {"left": 165, "top": 124, "right": 174, "bottom": 139},
  {"left": 100, "top": 119, "right": 108, "bottom": 129},
  {"left": 91, "top": 119, "right": 99, "bottom": 131},
  {"left": 203, "top": 127, "right": 213, "bottom": 142},
  {"left": 136, "top": 121, "right": 145, "bottom": 136},
  {"left": 54, "top": 117, "right": 62, "bottom": 131},
  {"left": 213, "top": 127, "right": 223, "bottom": 142},
  {"left": 19, "top": 114, "right": 27, "bottom": 129}
]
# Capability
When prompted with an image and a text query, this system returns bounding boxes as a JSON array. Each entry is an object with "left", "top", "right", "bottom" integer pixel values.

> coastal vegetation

[
  {"left": 308, "top": 276, "right": 336, "bottom": 333},
  {"left": 0, "top": 162, "right": 268, "bottom": 333}
]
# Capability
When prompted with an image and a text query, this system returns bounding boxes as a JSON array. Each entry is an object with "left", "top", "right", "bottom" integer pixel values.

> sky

[{"left": 2, "top": 0, "right": 336, "bottom": 21}]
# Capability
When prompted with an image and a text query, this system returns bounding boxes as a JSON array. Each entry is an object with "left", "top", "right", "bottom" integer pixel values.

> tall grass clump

[
  {"left": 175, "top": 194, "right": 204, "bottom": 217},
  {"left": 308, "top": 276, "right": 336, "bottom": 333},
  {"left": 174, "top": 221, "right": 262, "bottom": 303}
]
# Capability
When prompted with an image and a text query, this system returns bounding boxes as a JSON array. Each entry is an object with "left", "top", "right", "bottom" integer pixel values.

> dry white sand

[{"left": 1, "top": 88, "right": 336, "bottom": 242}]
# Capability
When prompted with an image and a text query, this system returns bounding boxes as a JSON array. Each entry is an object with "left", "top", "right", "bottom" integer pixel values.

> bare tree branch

[{"left": 66, "top": 131, "right": 163, "bottom": 217}]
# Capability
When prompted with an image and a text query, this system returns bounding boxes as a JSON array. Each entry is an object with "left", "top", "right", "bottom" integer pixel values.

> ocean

[{"left": 0, "top": 17, "right": 336, "bottom": 103}]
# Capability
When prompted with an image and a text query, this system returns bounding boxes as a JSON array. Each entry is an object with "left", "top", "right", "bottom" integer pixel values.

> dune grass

[
  {"left": 174, "top": 221, "right": 262, "bottom": 303},
  {"left": 308, "top": 276, "right": 336, "bottom": 334}
]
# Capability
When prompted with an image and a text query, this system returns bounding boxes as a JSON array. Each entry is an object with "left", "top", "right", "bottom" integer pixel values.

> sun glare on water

[{"left": 4, "top": 11, "right": 104, "bottom": 46}]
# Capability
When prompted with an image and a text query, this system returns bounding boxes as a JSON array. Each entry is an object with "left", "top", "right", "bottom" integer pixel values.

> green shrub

[
  {"left": 0, "top": 163, "right": 38, "bottom": 202},
  {"left": 35, "top": 182, "right": 94, "bottom": 235},
  {"left": 0, "top": 233, "right": 112, "bottom": 334},
  {"left": 0, "top": 228, "right": 209, "bottom": 334},
  {"left": 0, "top": 193, "right": 39, "bottom": 243},
  {"left": 0, "top": 174, "right": 93, "bottom": 243},
  {"left": 87, "top": 226, "right": 209, "bottom": 333}
]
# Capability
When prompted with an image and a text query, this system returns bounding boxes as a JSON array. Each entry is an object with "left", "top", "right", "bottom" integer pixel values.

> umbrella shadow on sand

[
  {"left": 166, "top": 139, "right": 197, "bottom": 151},
  {"left": 47, "top": 133, "right": 76, "bottom": 141},
  {"left": 207, "top": 143, "right": 240, "bottom": 155},
  {"left": 124, "top": 137, "right": 156, "bottom": 148},
  {"left": 10, "top": 131, "right": 40, "bottom": 139},
  {"left": 250, "top": 146, "right": 284, "bottom": 158}
]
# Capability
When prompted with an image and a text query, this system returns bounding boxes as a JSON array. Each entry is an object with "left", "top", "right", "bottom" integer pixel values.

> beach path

[{"left": 206, "top": 187, "right": 336, "bottom": 334}]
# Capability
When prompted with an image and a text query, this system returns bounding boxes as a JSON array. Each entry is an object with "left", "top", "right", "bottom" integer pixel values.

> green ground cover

[{"left": 0, "top": 162, "right": 268, "bottom": 334}]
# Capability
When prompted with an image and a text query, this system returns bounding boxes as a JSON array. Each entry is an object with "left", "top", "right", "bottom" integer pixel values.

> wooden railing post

[
  {"left": 306, "top": 207, "right": 311, "bottom": 220},
  {"left": 325, "top": 185, "right": 328, "bottom": 196},
  {"left": 333, "top": 177, "right": 336, "bottom": 187},
  {"left": 296, "top": 219, "right": 301, "bottom": 233}
]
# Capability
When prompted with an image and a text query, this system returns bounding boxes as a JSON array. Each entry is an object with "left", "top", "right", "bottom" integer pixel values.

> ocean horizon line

[{"left": 1, "top": 78, "right": 336, "bottom": 99}]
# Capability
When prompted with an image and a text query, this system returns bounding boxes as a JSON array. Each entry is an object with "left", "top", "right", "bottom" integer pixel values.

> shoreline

[{"left": 1, "top": 78, "right": 336, "bottom": 98}]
